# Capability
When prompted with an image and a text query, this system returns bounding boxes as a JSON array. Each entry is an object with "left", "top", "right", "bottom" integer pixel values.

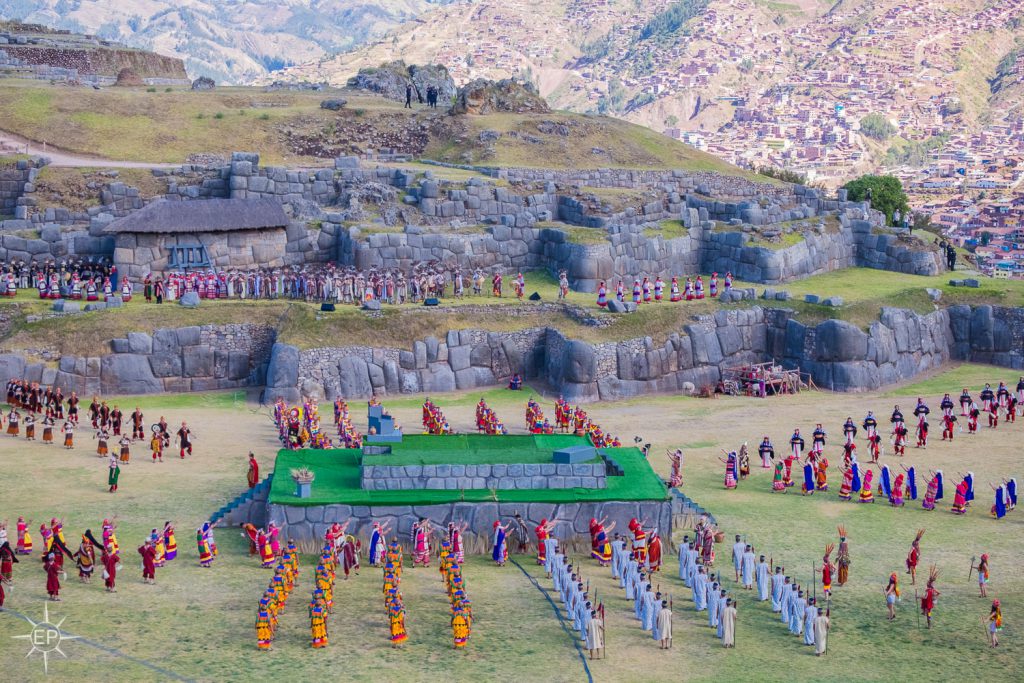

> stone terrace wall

[
  {"left": 267, "top": 304, "right": 982, "bottom": 403},
  {"left": 266, "top": 499, "right": 672, "bottom": 551},
  {"left": 700, "top": 215, "right": 941, "bottom": 284},
  {"left": 281, "top": 327, "right": 549, "bottom": 403},
  {"left": 47, "top": 323, "right": 275, "bottom": 395},
  {"left": 361, "top": 461, "right": 607, "bottom": 491}
]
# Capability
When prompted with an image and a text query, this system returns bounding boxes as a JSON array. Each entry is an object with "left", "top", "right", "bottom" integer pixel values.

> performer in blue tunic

[
  {"left": 789, "top": 588, "right": 806, "bottom": 635},
  {"left": 771, "top": 567, "right": 785, "bottom": 612},
  {"left": 491, "top": 521, "right": 509, "bottom": 566},
  {"left": 803, "top": 597, "right": 818, "bottom": 645},
  {"left": 693, "top": 566, "right": 709, "bottom": 610},
  {"left": 802, "top": 462, "right": 815, "bottom": 495},
  {"left": 991, "top": 483, "right": 1007, "bottom": 519},
  {"left": 1007, "top": 477, "right": 1017, "bottom": 509},
  {"left": 904, "top": 465, "right": 918, "bottom": 500},
  {"left": 716, "top": 590, "right": 729, "bottom": 638},
  {"left": 781, "top": 578, "right": 793, "bottom": 623},
  {"left": 708, "top": 580, "right": 720, "bottom": 627}
]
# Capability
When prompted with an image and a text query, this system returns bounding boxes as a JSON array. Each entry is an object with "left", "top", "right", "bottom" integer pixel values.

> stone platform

[
  {"left": 267, "top": 498, "right": 672, "bottom": 549},
  {"left": 360, "top": 460, "right": 607, "bottom": 491}
]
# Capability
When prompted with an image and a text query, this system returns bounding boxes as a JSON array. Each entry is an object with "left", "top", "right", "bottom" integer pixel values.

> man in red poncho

[
  {"left": 247, "top": 452, "right": 260, "bottom": 488},
  {"left": 102, "top": 544, "right": 119, "bottom": 593},
  {"left": 138, "top": 537, "right": 157, "bottom": 584},
  {"left": 44, "top": 552, "right": 61, "bottom": 600}
]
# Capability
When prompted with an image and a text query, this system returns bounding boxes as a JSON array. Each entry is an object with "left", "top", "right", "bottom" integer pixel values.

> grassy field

[
  {"left": 0, "top": 79, "right": 754, "bottom": 175},
  {"left": 1, "top": 363, "right": 1022, "bottom": 681}
]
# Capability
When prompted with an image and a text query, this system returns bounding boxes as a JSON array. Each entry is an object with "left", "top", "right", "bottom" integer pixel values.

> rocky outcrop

[
  {"left": 346, "top": 60, "right": 456, "bottom": 104},
  {"left": 450, "top": 78, "right": 550, "bottom": 115},
  {"left": 114, "top": 67, "right": 143, "bottom": 86},
  {"left": 191, "top": 76, "right": 216, "bottom": 91}
]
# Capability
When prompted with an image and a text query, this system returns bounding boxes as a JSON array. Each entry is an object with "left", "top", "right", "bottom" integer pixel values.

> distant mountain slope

[
  {"left": 269, "top": 0, "right": 1024, "bottom": 181},
  {"left": 0, "top": 0, "right": 456, "bottom": 84}
]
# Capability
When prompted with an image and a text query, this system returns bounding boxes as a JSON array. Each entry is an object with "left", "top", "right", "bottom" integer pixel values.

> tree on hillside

[
  {"left": 843, "top": 175, "right": 909, "bottom": 223},
  {"left": 859, "top": 113, "right": 896, "bottom": 141}
]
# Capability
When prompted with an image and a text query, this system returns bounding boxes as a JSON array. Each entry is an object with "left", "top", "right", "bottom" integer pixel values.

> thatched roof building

[
  {"left": 105, "top": 198, "right": 288, "bottom": 234},
  {"left": 108, "top": 198, "right": 291, "bottom": 277}
]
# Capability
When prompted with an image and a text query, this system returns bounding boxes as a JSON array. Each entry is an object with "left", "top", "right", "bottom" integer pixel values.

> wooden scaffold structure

[{"left": 720, "top": 361, "right": 811, "bottom": 397}]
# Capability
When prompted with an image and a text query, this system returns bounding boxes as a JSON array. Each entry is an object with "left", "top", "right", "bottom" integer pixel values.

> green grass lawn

[
  {"left": 1, "top": 363, "right": 1023, "bottom": 680},
  {"left": 360, "top": 433, "right": 594, "bottom": 466},
  {"left": 644, "top": 219, "right": 689, "bottom": 240}
]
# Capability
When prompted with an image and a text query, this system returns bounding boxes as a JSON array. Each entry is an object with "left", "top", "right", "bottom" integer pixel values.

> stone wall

[
  {"left": 269, "top": 304, "right": 982, "bottom": 402},
  {"left": 948, "top": 305, "right": 1024, "bottom": 369},
  {"left": 361, "top": 460, "right": 607, "bottom": 491},
  {"left": 0, "top": 162, "right": 34, "bottom": 216},
  {"left": 274, "top": 327, "right": 549, "bottom": 403},
  {"left": 266, "top": 498, "right": 672, "bottom": 552},
  {"left": 48, "top": 323, "right": 276, "bottom": 395}
]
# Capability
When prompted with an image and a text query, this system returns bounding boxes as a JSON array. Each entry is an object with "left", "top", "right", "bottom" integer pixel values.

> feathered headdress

[
  {"left": 823, "top": 543, "right": 835, "bottom": 561},
  {"left": 837, "top": 524, "right": 847, "bottom": 540},
  {"left": 927, "top": 564, "right": 940, "bottom": 585},
  {"left": 912, "top": 528, "right": 926, "bottom": 546}
]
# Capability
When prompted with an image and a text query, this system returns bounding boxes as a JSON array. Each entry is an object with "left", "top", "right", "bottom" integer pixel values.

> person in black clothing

[{"left": 405, "top": 83, "right": 412, "bottom": 109}]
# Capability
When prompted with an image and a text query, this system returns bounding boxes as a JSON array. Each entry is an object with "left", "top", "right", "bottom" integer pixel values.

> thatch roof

[{"left": 104, "top": 198, "right": 289, "bottom": 234}]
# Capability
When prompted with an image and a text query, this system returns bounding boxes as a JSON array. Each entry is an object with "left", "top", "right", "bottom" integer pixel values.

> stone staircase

[
  {"left": 210, "top": 474, "right": 273, "bottom": 527},
  {"left": 670, "top": 488, "right": 716, "bottom": 527}
]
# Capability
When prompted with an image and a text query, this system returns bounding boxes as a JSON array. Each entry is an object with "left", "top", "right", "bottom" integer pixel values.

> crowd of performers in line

[
  {"left": 525, "top": 398, "right": 625, "bottom": 447},
  {"left": 6, "top": 256, "right": 581, "bottom": 306},
  {"left": 0, "top": 517, "right": 186, "bottom": 606},
  {"left": 676, "top": 521, "right": 834, "bottom": 654},
  {"left": 474, "top": 399, "right": 507, "bottom": 435},
  {"left": 132, "top": 265, "right": 556, "bottom": 306},
  {"left": 254, "top": 541, "right": 303, "bottom": 650},
  {"left": 4, "top": 378, "right": 197, "bottom": 494},
  {"left": 370, "top": 518, "right": 473, "bottom": 648},
  {"left": 596, "top": 272, "right": 733, "bottom": 307},
  {"left": 422, "top": 399, "right": 452, "bottom": 435},
  {"left": 702, "top": 382, "right": 1023, "bottom": 519},
  {"left": 1, "top": 258, "right": 122, "bottom": 301}
]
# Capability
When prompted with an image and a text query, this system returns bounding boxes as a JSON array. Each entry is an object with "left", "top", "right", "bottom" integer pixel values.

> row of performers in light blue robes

[
  {"left": 549, "top": 549, "right": 601, "bottom": 650},
  {"left": 610, "top": 538, "right": 675, "bottom": 642}
]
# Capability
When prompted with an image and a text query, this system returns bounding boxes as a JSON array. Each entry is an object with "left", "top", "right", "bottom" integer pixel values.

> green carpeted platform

[
  {"left": 361, "top": 433, "right": 598, "bottom": 466},
  {"left": 269, "top": 434, "right": 668, "bottom": 506}
]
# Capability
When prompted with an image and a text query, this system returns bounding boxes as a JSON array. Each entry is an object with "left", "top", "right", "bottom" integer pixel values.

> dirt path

[{"left": 0, "top": 128, "right": 179, "bottom": 169}]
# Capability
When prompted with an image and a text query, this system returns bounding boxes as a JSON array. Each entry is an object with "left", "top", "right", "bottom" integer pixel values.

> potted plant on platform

[{"left": 291, "top": 467, "right": 315, "bottom": 498}]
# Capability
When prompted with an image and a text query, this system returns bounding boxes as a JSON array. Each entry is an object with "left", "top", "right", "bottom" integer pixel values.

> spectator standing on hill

[{"left": 405, "top": 83, "right": 412, "bottom": 109}]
